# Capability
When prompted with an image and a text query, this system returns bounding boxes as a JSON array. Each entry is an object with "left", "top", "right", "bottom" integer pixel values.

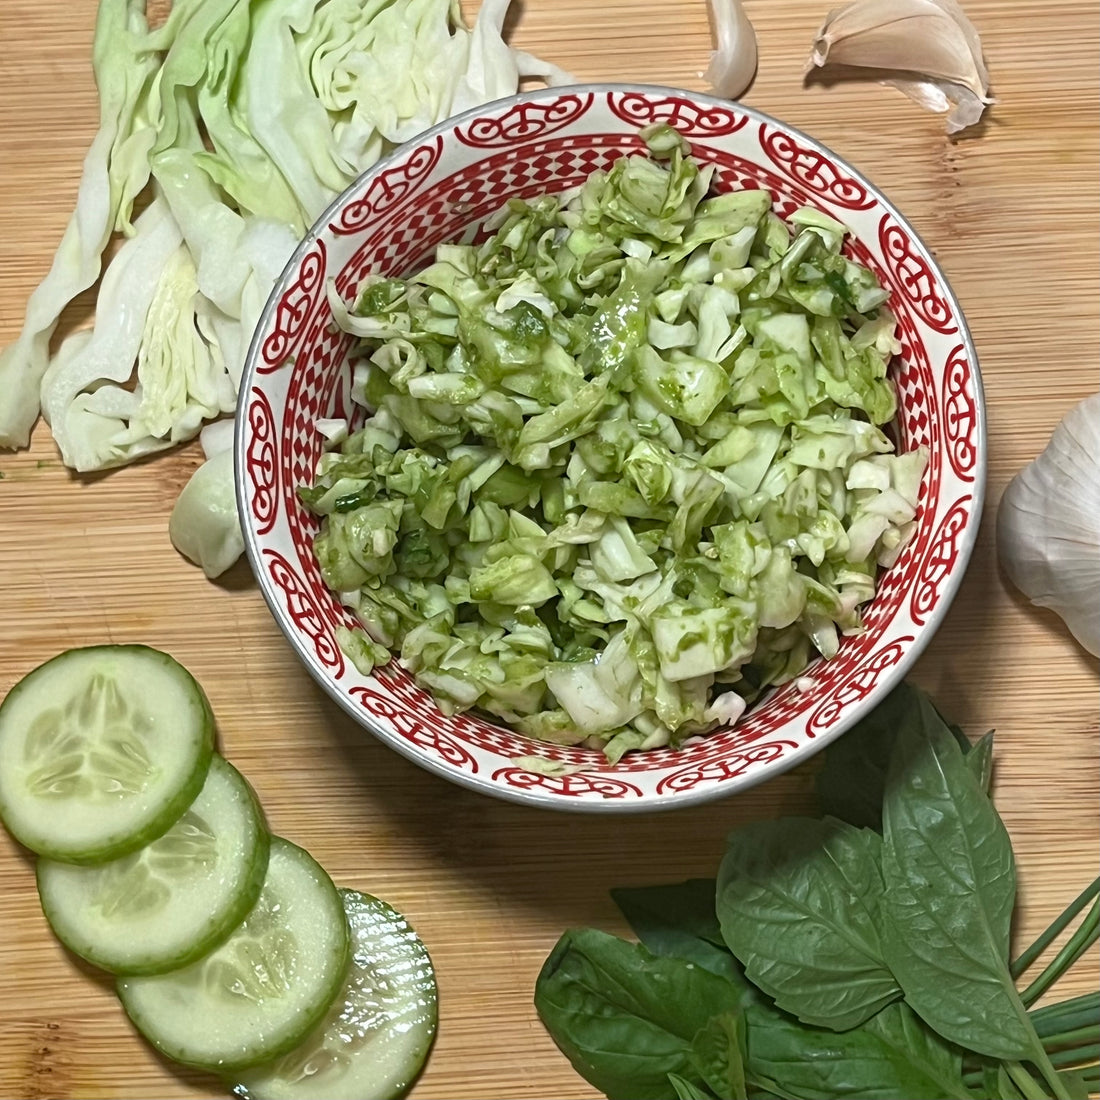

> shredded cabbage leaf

[
  {"left": 0, "top": 0, "right": 161, "bottom": 448},
  {"left": 305, "top": 124, "right": 928, "bottom": 759},
  {"left": 2, "top": 0, "right": 569, "bottom": 575}
]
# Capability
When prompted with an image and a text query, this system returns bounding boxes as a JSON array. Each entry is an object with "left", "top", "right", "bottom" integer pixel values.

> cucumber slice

[
  {"left": 0, "top": 645, "right": 215, "bottom": 863},
  {"left": 117, "top": 837, "right": 350, "bottom": 1072},
  {"left": 233, "top": 890, "right": 438, "bottom": 1100},
  {"left": 36, "top": 755, "right": 269, "bottom": 976}
]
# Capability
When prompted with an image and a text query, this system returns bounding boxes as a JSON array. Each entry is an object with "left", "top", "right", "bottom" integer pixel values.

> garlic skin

[
  {"left": 806, "top": 0, "right": 994, "bottom": 134},
  {"left": 996, "top": 394, "right": 1100, "bottom": 657},
  {"left": 705, "top": 0, "right": 759, "bottom": 100}
]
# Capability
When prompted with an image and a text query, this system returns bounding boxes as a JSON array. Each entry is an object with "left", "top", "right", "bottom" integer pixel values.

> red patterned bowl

[{"left": 235, "top": 85, "right": 985, "bottom": 812}]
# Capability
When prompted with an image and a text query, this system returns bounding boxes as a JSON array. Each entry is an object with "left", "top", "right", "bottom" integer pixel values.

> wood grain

[{"left": 1, "top": 2, "right": 1097, "bottom": 1097}]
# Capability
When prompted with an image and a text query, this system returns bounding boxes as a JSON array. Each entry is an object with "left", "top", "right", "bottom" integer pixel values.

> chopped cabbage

[
  {"left": 0, "top": 0, "right": 161, "bottom": 448},
  {"left": 305, "top": 124, "right": 928, "bottom": 760},
  {"left": 2, "top": 0, "right": 569, "bottom": 575}
]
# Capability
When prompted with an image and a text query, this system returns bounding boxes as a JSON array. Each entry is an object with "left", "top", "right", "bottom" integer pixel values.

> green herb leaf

[
  {"left": 534, "top": 928, "right": 741, "bottom": 1100},
  {"left": 880, "top": 697, "right": 1035, "bottom": 1061},
  {"left": 716, "top": 817, "right": 901, "bottom": 1030},
  {"left": 744, "top": 999, "right": 972, "bottom": 1100},
  {"left": 965, "top": 729, "right": 996, "bottom": 794},
  {"left": 611, "top": 879, "right": 741, "bottom": 982},
  {"left": 815, "top": 682, "right": 928, "bottom": 830},
  {"left": 691, "top": 1012, "right": 748, "bottom": 1099},
  {"left": 816, "top": 682, "right": 992, "bottom": 829},
  {"left": 668, "top": 1073, "right": 719, "bottom": 1100}
]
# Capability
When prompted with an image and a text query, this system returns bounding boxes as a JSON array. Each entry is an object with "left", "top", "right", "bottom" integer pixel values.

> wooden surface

[{"left": 1, "top": 2, "right": 1098, "bottom": 1097}]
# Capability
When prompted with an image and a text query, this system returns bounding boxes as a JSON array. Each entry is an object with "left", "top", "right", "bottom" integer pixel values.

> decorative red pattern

[
  {"left": 729, "top": 678, "right": 825, "bottom": 742},
  {"left": 374, "top": 662, "right": 431, "bottom": 706},
  {"left": 491, "top": 769, "right": 644, "bottom": 799},
  {"left": 878, "top": 217, "right": 957, "bottom": 334},
  {"left": 351, "top": 689, "right": 479, "bottom": 772},
  {"left": 262, "top": 549, "right": 345, "bottom": 675},
  {"left": 377, "top": 657, "right": 792, "bottom": 775},
  {"left": 336, "top": 138, "right": 632, "bottom": 298},
  {"left": 456, "top": 93, "right": 594, "bottom": 146},
  {"left": 891, "top": 311, "right": 939, "bottom": 456},
  {"left": 607, "top": 91, "right": 749, "bottom": 136},
  {"left": 329, "top": 137, "right": 444, "bottom": 237},
  {"left": 758, "top": 124, "right": 876, "bottom": 210},
  {"left": 837, "top": 233, "right": 946, "bottom": 645},
  {"left": 261, "top": 240, "right": 326, "bottom": 371},
  {"left": 280, "top": 315, "right": 355, "bottom": 629},
  {"left": 831, "top": 235, "right": 943, "bottom": 642},
  {"left": 878, "top": 310, "right": 942, "bottom": 608},
  {"left": 656, "top": 742, "right": 797, "bottom": 794},
  {"left": 374, "top": 666, "right": 574, "bottom": 760},
  {"left": 911, "top": 499, "right": 972, "bottom": 625},
  {"left": 695, "top": 151, "right": 808, "bottom": 221},
  {"left": 240, "top": 89, "right": 984, "bottom": 807},
  {"left": 942, "top": 345, "right": 979, "bottom": 481},
  {"left": 281, "top": 133, "right": 957, "bottom": 765},
  {"left": 806, "top": 640, "right": 912, "bottom": 736},
  {"left": 860, "top": 523, "right": 919, "bottom": 635},
  {"left": 244, "top": 391, "right": 278, "bottom": 536},
  {"left": 321, "top": 349, "right": 354, "bottom": 427}
]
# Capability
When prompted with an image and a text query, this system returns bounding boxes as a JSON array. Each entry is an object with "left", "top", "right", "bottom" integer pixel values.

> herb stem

[
  {"left": 1027, "top": 1039, "right": 1076, "bottom": 1100},
  {"left": 967, "top": 1046, "right": 1100, "bottom": 1089},
  {"left": 1012, "top": 876, "right": 1100, "bottom": 979},
  {"left": 1039, "top": 1024, "right": 1100, "bottom": 1052},
  {"left": 1004, "top": 1060, "right": 1050, "bottom": 1100},
  {"left": 1047, "top": 1043, "right": 1100, "bottom": 1069},
  {"left": 1031, "top": 992, "right": 1100, "bottom": 1039},
  {"left": 1020, "top": 895, "right": 1100, "bottom": 1007}
]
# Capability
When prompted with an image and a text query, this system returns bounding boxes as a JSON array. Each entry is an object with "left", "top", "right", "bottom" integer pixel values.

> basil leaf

[
  {"left": 716, "top": 817, "right": 901, "bottom": 1030},
  {"left": 815, "top": 681, "right": 929, "bottom": 829},
  {"left": 612, "top": 879, "right": 741, "bottom": 982},
  {"left": 880, "top": 699, "right": 1035, "bottom": 1060},
  {"left": 691, "top": 1012, "right": 748, "bottom": 1099},
  {"left": 669, "top": 1073, "right": 718, "bottom": 1100},
  {"left": 744, "top": 999, "right": 972, "bottom": 1099},
  {"left": 534, "top": 928, "right": 741, "bottom": 1100},
  {"left": 816, "top": 682, "right": 989, "bottom": 829},
  {"left": 965, "top": 729, "right": 996, "bottom": 794}
]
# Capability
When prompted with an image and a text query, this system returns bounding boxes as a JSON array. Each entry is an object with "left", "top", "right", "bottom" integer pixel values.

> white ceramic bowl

[{"left": 236, "top": 85, "right": 985, "bottom": 812}]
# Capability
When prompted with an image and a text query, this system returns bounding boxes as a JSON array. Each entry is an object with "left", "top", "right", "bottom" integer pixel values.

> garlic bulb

[
  {"left": 705, "top": 0, "right": 758, "bottom": 100},
  {"left": 996, "top": 394, "right": 1100, "bottom": 657},
  {"left": 806, "top": 0, "right": 994, "bottom": 134}
]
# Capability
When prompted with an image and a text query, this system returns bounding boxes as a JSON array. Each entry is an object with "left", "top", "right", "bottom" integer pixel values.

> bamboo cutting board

[{"left": 1, "top": 1, "right": 1098, "bottom": 1097}]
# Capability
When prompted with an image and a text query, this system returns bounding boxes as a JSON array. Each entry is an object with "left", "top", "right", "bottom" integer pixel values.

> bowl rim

[{"left": 235, "top": 81, "right": 987, "bottom": 813}]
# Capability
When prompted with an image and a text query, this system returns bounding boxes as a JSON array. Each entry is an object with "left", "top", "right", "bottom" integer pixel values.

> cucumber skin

[
  {"left": 0, "top": 644, "right": 217, "bottom": 865},
  {"left": 116, "top": 838, "right": 352, "bottom": 1074},
  {"left": 232, "top": 889, "right": 439, "bottom": 1100},
  {"left": 35, "top": 761, "right": 272, "bottom": 977}
]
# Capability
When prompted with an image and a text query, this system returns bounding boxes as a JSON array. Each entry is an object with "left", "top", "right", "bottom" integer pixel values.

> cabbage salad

[{"left": 303, "top": 123, "right": 927, "bottom": 762}]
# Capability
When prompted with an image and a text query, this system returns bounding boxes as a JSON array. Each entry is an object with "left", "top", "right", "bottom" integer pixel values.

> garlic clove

[
  {"left": 997, "top": 394, "right": 1100, "bottom": 658},
  {"left": 705, "top": 0, "right": 759, "bottom": 100},
  {"left": 806, "top": 0, "right": 994, "bottom": 134},
  {"left": 886, "top": 77, "right": 988, "bottom": 134}
]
